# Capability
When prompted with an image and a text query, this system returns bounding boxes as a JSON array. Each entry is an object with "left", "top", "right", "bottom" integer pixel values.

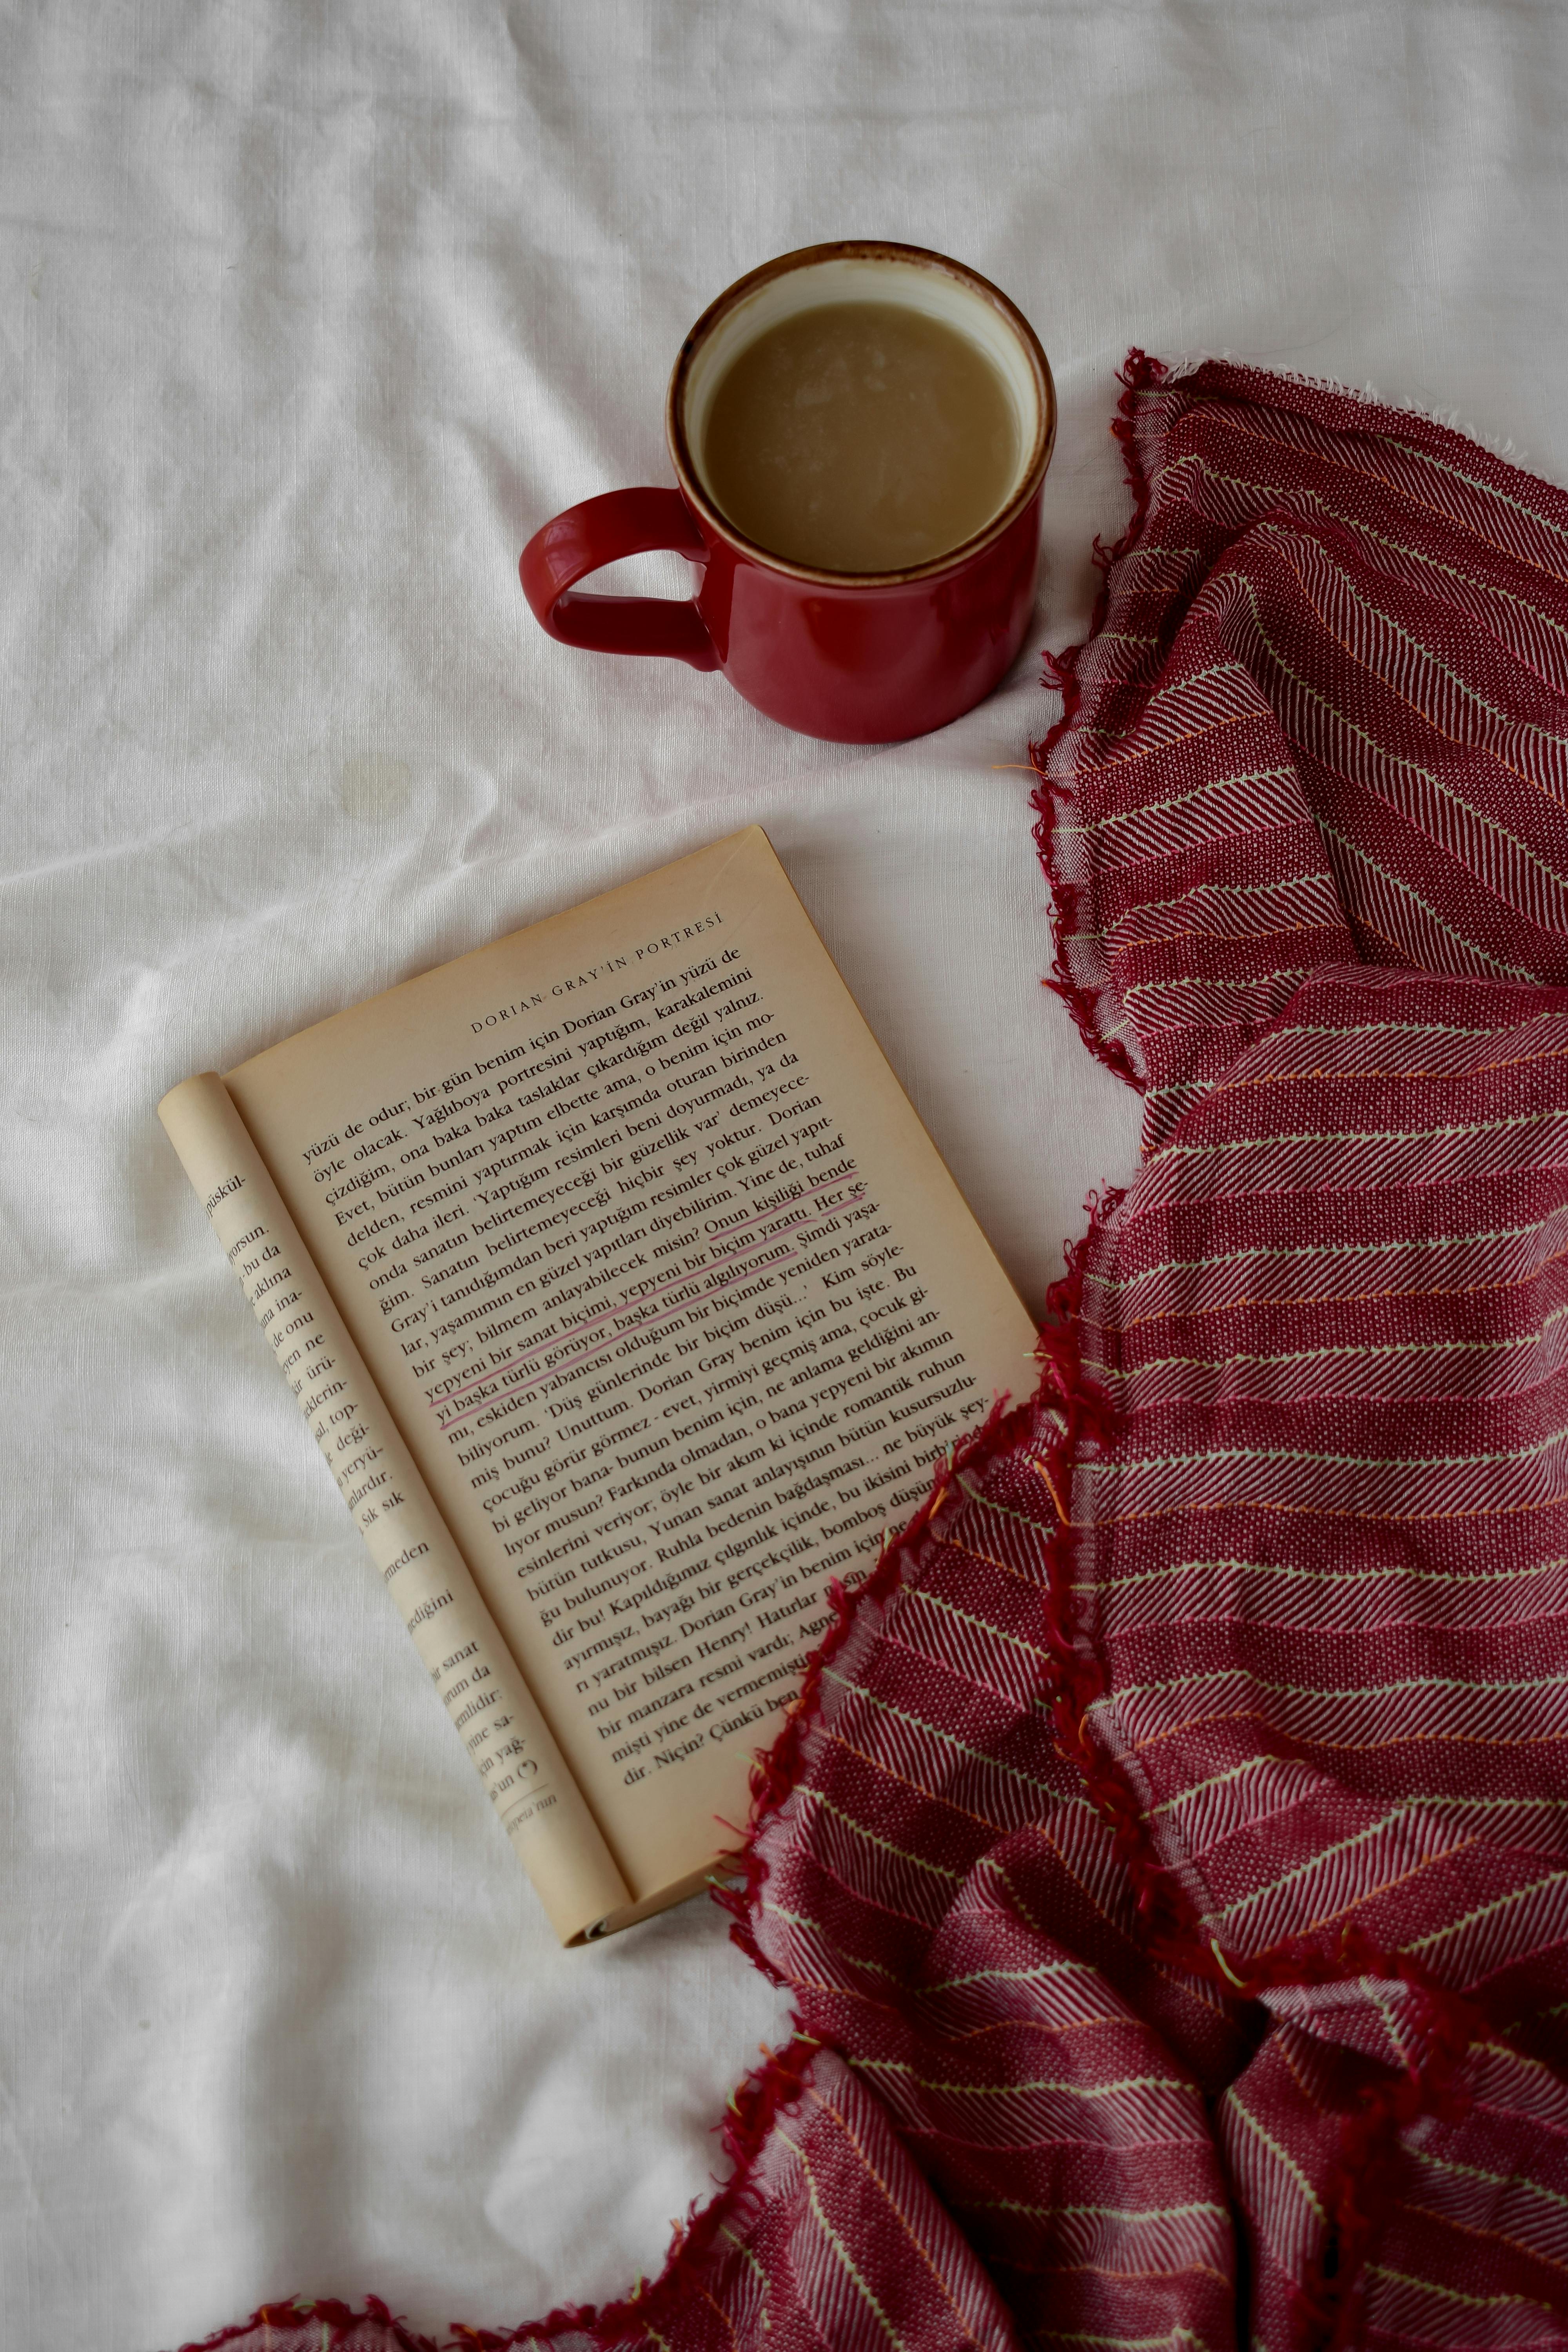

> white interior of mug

[{"left": 678, "top": 253, "right": 1044, "bottom": 530}]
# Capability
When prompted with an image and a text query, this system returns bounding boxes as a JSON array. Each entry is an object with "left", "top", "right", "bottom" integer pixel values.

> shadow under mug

[{"left": 520, "top": 242, "right": 1056, "bottom": 745}]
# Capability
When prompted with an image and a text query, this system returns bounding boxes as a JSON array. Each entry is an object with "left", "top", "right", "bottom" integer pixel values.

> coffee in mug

[{"left": 699, "top": 301, "right": 1020, "bottom": 574}]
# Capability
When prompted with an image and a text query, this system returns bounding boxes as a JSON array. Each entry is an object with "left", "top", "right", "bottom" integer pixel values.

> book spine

[{"left": 158, "top": 1074, "right": 632, "bottom": 1945}]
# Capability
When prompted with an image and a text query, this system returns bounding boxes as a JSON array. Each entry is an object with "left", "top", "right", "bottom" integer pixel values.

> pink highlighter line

[
  {"left": 435, "top": 1244, "right": 805, "bottom": 1432},
  {"left": 428, "top": 1172, "right": 866, "bottom": 1411},
  {"left": 428, "top": 1188, "right": 860, "bottom": 1419}
]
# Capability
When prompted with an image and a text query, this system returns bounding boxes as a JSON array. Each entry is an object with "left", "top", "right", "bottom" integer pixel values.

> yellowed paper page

[
  {"left": 223, "top": 829, "right": 1039, "bottom": 1901},
  {"left": 158, "top": 1074, "right": 632, "bottom": 1944}
]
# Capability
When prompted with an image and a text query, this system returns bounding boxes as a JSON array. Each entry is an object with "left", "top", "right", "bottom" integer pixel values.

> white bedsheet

[{"left": 4, "top": 2, "right": 1563, "bottom": 2343}]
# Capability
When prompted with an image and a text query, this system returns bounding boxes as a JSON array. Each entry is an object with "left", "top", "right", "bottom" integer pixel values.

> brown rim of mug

[{"left": 665, "top": 240, "right": 1056, "bottom": 590}]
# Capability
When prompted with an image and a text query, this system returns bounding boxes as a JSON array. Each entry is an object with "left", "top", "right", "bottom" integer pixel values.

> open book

[{"left": 160, "top": 829, "right": 1038, "bottom": 1943}]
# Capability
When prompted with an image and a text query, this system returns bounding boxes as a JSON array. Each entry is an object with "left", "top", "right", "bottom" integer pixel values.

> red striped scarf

[{"left": 194, "top": 357, "right": 1568, "bottom": 2352}]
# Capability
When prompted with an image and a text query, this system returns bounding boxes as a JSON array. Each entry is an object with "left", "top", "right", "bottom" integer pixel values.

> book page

[
  {"left": 158, "top": 1075, "right": 632, "bottom": 1945},
  {"left": 224, "top": 828, "right": 1039, "bottom": 1902}
]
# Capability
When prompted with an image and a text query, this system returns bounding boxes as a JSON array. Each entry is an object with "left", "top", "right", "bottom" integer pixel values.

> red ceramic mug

[{"left": 520, "top": 242, "right": 1056, "bottom": 744}]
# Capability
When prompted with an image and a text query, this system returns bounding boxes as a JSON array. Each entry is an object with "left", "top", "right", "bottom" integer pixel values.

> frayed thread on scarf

[
  {"left": 1031, "top": 1187, "right": 1201, "bottom": 1948},
  {"left": 1031, "top": 773, "right": 1146, "bottom": 1095},
  {"left": 1303, "top": 1956, "right": 1483, "bottom": 2352},
  {"left": 178, "top": 2298, "right": 440, "bottom": 2352},
  {"left": 1029, "top": 349, "right": 1169, "bottom": 1095}
]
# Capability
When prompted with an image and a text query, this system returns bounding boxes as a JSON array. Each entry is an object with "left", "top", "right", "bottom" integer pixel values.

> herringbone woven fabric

[{"left": 189, "top": 359, "right": 1568, "bottom": 2352}]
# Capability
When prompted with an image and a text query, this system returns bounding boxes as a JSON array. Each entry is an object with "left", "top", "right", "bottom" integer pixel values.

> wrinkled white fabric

[{"left": 3, "top": 1, "right": 1562, "bottom": 2344}]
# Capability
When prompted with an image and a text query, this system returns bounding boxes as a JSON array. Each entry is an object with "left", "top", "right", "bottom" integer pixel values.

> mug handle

[{"left": 520, "top": 489, "right": 720, "bottom": 671}]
